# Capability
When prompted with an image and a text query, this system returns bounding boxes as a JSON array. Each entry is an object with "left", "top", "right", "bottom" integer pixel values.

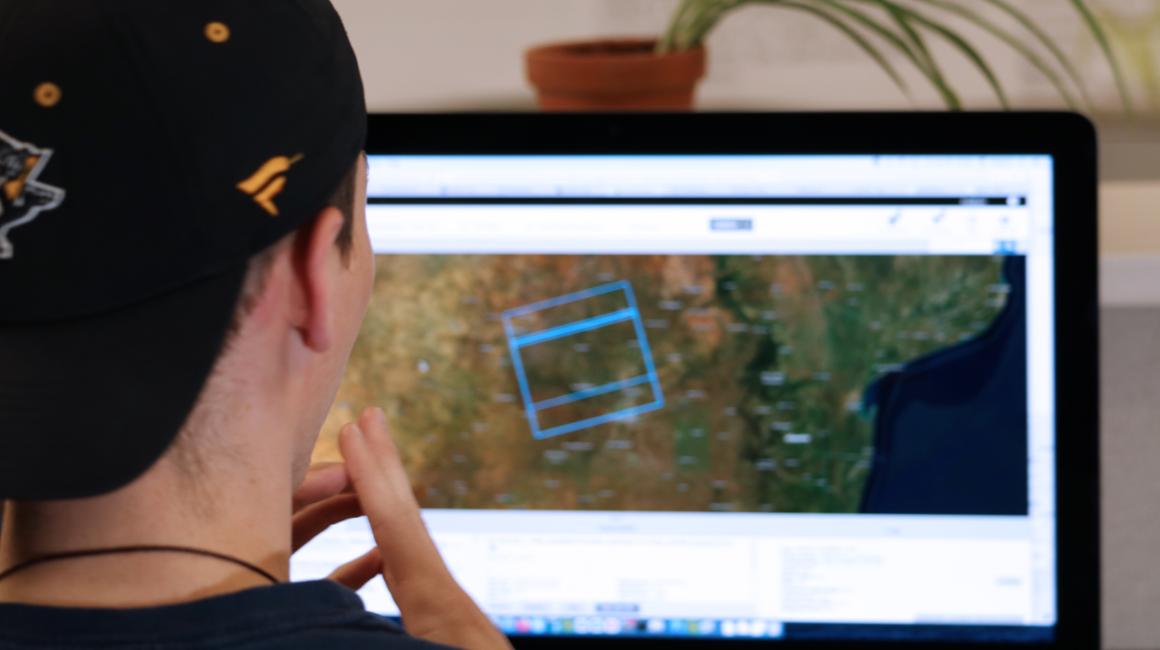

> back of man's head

[{"left": 0, "top": 0, "right": 368, "bottom": 500}]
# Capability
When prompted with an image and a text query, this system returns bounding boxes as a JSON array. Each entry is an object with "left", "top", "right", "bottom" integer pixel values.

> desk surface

[{"left": 1101, "top": 306, "right": 1160, "bottom": 650}]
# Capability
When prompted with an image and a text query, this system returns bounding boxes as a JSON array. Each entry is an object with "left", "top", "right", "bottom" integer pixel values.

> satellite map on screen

[{"left": 315, "top": 254, "right": 1019, "bottom": 514}]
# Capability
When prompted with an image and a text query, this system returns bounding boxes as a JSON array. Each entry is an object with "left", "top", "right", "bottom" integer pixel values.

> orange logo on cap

[{"left": 237, "top": 154, "right": 303, "bottom": 217}]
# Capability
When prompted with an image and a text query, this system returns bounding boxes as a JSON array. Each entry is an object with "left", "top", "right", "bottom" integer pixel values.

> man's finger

[
  {"left": 338, "top": 414, "right": 453, "bottom": 598},
  {"left": 291, "top": 492, "right": 363, "bottom": 552},
  {"left": 357, "top": 408, "right": 418, "bottom": 506},
  {"left": 328, "top": 547, "right": 382, "bottom": 591},
  {"left": 292, "top": 462, "right": 351, "bottom": 512},
  {"left": 339, "top": 409, "right": 513, "bottom": 650}
]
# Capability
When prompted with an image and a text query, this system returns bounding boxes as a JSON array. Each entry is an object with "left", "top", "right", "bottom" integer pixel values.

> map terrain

[{"left": 315, "top": 254, "right": 1009, "bottom": 514}]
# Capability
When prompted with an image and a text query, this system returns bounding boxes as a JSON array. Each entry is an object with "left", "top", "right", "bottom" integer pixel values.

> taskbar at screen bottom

[
  {"left": 498, "top": 616, "right": 783, "bottom": 639},
  {"left": 380, "top": 615, "right": 1055, "bottom": 643}
]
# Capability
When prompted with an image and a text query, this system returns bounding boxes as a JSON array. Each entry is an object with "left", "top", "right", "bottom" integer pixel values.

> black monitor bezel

[{"left": 363, "top": 112, "right": 1100, "bottom": 650}]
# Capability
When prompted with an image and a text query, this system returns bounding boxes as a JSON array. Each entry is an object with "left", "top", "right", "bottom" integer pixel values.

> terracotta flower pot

[{"left": 525, "top": 37, "right": 706, "bottom": 111}]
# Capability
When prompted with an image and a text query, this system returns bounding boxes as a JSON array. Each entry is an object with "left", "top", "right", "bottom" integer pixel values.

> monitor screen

[{"left": 292, "top": 153, "right": 1057, "bottom": 643}]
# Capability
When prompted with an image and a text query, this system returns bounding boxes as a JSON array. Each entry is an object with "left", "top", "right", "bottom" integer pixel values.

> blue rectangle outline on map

[
  {"left": 504, "top": 280, "right": 630, "bottom": 320},
  {"left": 501, "top": 281, "right": 665, "bottom": 440}
]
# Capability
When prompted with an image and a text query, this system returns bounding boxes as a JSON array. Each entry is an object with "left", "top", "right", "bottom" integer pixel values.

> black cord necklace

[{"left": 0, "top": 545, "right": 280, "bottom": 585}]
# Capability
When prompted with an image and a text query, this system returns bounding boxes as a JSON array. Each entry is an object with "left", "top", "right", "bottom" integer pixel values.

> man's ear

[{"left": 288, "top": 206, "right": 346, "bottom": 352}]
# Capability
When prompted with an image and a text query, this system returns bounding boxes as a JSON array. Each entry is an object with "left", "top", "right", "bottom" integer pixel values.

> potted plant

[{"left": 525, "top": 0, "right": 1129, "bottom": 112}]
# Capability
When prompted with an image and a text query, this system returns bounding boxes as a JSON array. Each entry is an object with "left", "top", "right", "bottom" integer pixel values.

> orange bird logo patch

[{"left": 237, "top": 154, "right": 303, "bottom": 217}]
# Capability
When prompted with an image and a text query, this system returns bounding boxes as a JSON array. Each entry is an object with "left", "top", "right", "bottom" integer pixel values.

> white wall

[
  {"left": 332, "top": 0, "right": 606, "bottom": 111},
  {"left": 332, "top": 0, "right": 1159, "bottom": 113}
]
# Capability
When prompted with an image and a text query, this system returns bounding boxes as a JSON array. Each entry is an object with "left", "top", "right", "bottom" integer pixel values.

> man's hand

[
  {"left": 291, "top": 462, "right": 383, "bottom": 590},
  {"left": 289, "top": 416, "right": 511, "bottom": 649},
  {"left": 338, "top": 407, "right": 512, "bottom": 650}
]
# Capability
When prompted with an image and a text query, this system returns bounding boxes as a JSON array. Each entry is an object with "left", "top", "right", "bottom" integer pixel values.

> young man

[{"left": 0, "top": 1, "right": 510, "bottom": 648}]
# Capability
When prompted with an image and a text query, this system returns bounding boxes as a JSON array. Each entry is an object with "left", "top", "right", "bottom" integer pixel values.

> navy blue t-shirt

[{"left": 0, "top": 580, "right": 453, "bottom": 649}]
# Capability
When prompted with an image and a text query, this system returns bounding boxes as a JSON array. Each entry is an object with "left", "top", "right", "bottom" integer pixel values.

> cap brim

[{"left": 0, "top": 263, "right": 247, "bottom": 500}]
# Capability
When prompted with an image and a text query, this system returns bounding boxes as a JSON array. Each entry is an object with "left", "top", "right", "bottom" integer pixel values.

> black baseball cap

[{"left": 0, "top": 0, "right": 367, "bottom": 499}]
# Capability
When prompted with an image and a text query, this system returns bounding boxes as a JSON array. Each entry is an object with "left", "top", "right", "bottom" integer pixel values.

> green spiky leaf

[
  {"left": 758, "top": 0, "right": 912, "bottom": 98},
  {"left": 656, "top": 0, "right": 1124, "bottom": 113},
  {"left": 863, "top": 0, "right": 1008, "bottom": 108},
  {"left": 815, "top": 0, "right": 966, "bottom": 107},
  {"left": 868, "top": 0, "right": 962, "bottom": 109},
  {"left": 1070, "top": 0, "right": 1133, "bottom": 112},
  {"left": 982, "top": 0, "right": 1094, "bottom": 108},
  {"left": 913, "top": 0, "right": 1079, "bottom": 109}
]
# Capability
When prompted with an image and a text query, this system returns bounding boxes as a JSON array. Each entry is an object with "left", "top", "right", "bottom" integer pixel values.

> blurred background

[{"left": 329, "top": 2, "right": 1159, "bottom": 647}]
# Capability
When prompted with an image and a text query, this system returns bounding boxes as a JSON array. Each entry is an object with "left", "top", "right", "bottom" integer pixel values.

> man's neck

[{"left": 0, "top": 425, "right": 296, "bottom": 608}]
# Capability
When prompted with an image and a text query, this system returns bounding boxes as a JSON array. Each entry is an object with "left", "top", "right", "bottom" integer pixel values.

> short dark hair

[
  {"left": 229, "top": 158, "right": 360, "bottom": 332},
  {"left": 330, "top": 160, "right": 358, "bottom": 257}
]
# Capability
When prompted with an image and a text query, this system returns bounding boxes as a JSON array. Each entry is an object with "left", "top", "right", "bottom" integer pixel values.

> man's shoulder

[
  {"left": 0, "top": 582, "right": 456, "bottom": 650},
  {"left": 0, "top": 620, "right": 452, "bottom": 650},
  {"left": 239, "top": 624, "right": 453, "bottom": 650},
  {"left": 171, "top": 582, "right": 457, "bottom": 650}
]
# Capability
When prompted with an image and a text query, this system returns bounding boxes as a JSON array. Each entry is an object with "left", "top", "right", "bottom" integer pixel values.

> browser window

[{"left": 293, "top": 155, "right": 1056, "bottom": 643}]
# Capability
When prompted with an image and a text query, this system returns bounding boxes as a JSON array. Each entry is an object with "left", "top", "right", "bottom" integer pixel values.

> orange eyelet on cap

[
  {"left": 34, "top": 82, "right": 61, "bottom": 108},
  {"left": 205, "top": 21, "right": 230, "bottom": 44}
]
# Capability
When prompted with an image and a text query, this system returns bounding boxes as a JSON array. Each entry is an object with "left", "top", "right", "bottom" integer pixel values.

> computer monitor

[{"left": 292, "top": 114, "right": 1100, "bottom": 648}]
